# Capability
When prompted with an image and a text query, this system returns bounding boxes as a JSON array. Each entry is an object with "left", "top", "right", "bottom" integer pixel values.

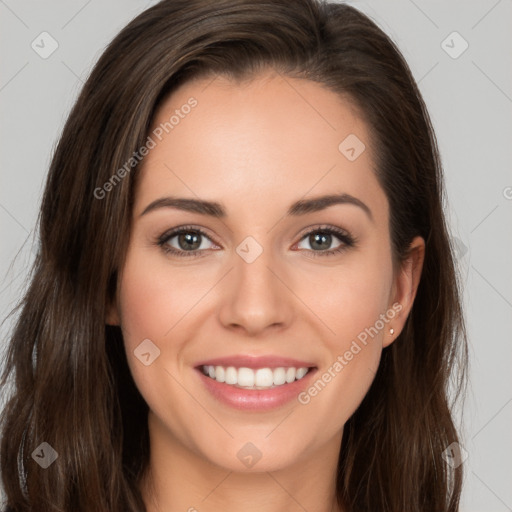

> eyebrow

[{"left": 139, "top": 193, "right": 373, "bottom": 222}]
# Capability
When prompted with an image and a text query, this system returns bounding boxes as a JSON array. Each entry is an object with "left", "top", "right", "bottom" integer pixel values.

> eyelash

[{"left": 156, "top": 224, "right": 357, "bottom": 259}]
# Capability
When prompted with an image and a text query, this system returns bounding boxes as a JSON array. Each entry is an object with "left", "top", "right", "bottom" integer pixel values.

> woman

[{"left": 0, "top": 0, "right": 468, "bottom": 510}]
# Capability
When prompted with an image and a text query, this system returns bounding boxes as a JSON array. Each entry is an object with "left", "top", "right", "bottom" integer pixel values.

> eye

[
  {"left": 156, "top": 224, "right": 357, "bottom": 259},
  {"left": 157, "top": 226, "right": 218, "bottom": 258},
  {"left": 295, "top": 226, "right": 356, "bottom": 257}
]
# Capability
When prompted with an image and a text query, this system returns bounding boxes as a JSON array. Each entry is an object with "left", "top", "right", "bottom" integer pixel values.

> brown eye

[
  {"left": 158, "top": 226, "right": 218, "bottom": 258},
  {"left": 307, "top": 232, "right": 339, "bottom": 251},
  {"left": 175, "top": 231, "right": 202, "bottom": 251},
  {"left": 296, "top": 226, "right": 355, "bottom": 257}
]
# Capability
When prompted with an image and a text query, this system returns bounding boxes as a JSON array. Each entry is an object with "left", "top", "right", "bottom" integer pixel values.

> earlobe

[
  {"left": 105, "top": 299, "right": 120, "bottom": 326},
  {"left": 384, "top": 236, "right": 425, "bottom": 347},
  {"left": 105, "top": 273, "right": 121, "bottom": 326}
]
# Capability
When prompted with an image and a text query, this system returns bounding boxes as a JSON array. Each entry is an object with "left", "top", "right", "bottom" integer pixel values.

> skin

[{"left": 107, "top": 70, "right": 425, "bottom": 512}]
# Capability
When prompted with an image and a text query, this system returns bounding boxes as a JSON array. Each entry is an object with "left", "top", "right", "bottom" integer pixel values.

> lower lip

[{"left": 195, "top": 368, "right": 317, "bottom": 411}]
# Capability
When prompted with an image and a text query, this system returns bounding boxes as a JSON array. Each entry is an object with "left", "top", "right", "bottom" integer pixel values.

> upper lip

[{"left": 195, "top": 355, "right": 317, "bottom": 370}]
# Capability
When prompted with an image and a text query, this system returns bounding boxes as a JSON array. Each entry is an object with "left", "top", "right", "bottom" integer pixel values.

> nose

[{"left": 218, "top": 244, "right": 295, "bottom": 337}]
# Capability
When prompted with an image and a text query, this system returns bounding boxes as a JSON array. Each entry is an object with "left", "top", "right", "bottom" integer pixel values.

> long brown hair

[{"left": 0, "top": 1, "right": 468, "bottom": 510}]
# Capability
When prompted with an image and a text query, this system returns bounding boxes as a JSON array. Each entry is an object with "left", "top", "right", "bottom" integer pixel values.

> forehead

[{"left": 135, "top": 71, "right": 387, "bottom": 223}]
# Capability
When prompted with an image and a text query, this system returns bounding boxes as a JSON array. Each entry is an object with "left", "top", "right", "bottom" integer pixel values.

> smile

[{"left": 201, "top": 365, "right": 312, "bottom": 390}]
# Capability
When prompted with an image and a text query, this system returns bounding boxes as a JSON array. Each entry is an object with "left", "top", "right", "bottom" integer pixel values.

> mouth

[
  {"left": 193, "top": 356, "right": 318, "bottom": 411},
  {"left": 199, "top": 364, "right": 314, "bottom": 390}
]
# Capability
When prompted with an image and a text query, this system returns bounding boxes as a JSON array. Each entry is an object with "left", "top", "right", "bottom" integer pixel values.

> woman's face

[{"left": 109, "top": 70, "right": 423, "bottom": 473}]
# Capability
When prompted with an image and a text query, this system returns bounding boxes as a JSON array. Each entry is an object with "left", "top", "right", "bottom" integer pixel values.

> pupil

[
  {"left": 311, "top": 232, "right": 331, "bottom": 250},
  {"left": 179, "top": 232, "right": 201, "bottom": 250},
  {"left": 176, "top": 232, "right": 333, "bottom": 252}
]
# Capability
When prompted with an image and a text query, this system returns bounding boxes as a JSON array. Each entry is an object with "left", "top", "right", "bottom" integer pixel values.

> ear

[
  {"left": 383, "top": 236, "right": 425, "bottom": 348},
  {"left": 106, "top": 294, "right": 121, "bottom": 326}
]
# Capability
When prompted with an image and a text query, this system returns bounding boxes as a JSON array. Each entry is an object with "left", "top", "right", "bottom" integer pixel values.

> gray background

[{"left": 1, "top": 1, "right": 511, "bottom": 510}]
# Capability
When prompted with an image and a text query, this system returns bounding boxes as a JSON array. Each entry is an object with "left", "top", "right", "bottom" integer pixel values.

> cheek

[
  {"left": 309, "top": 254, "right": 393, "bottom": 347},
  {"left": 299, "top": 269, "right": 392, "bottom": 430},
  {"left": 115, "top": 249, "right": 192, "bottom": 416},
  {"left": 117, "top": 247, "right": 206, "bottom": 347},
  {"left": 302, "top": 249, "right": 393, "bottom": 407},
  {"left": 115, "top": 246, "right": 221, "bottom": 401}
]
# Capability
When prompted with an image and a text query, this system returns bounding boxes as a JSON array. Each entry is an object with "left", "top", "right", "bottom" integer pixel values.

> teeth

[
  {"left": 201, "top": 365, "right": 311, "bottom": 389},
  {"left": 238, "top": 367, "right": 255, "bottom": 387},
  {"left": 215, "top": 366, "right": 225, "bottom": 383},
  {"left": 286, "top": 367, "right": 296, "bottom": 383}
]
